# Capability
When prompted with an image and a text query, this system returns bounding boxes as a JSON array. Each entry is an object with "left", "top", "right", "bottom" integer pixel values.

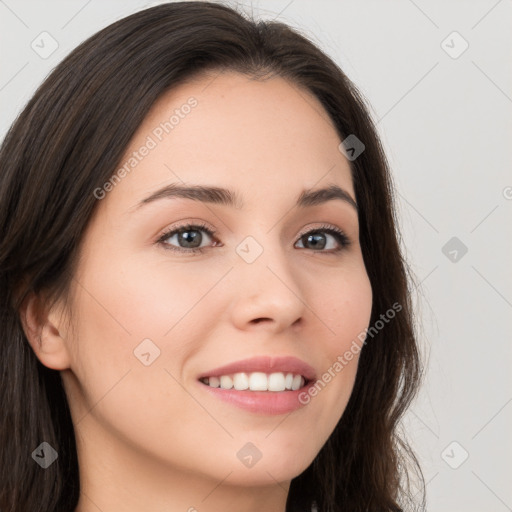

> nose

[{"left": 228, "top": 242, "right": 307, "bottom": 333}]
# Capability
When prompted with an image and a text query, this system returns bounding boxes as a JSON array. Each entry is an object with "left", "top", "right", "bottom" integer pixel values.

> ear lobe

[{"left": 19, "top": 291, "right": 71, "bottom": 371}]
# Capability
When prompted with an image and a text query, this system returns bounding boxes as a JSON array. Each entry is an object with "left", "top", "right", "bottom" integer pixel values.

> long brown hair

[{"left": 0, "top": 2, "right": 425, "bottom": 511}]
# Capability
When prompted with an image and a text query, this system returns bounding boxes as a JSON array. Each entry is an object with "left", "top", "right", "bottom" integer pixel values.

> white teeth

[
  {"left": 291, "top": 374, "right": 303, "bottom": 391},
  {"left": 220, "top": 375, "right": 233, "bottom": 389},
  {"left": 268, "top": 372, "right": 286, "bottom": 392},
  {"left": 201, "top": 371, "right": 307, "bottom": 392},
  {"left": 209, "top": 376, "right": 220, "bottom": 388},
  {"left": 233, "top": 372, "right": 249, "bottom": 390},
  {"left": 249, "top": 372, "right": 268, "bottom": 391}
]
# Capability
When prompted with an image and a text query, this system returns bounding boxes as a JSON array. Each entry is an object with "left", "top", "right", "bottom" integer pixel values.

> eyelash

[{"left": 156, "top": 222, "right": 351, "bottom": 255}]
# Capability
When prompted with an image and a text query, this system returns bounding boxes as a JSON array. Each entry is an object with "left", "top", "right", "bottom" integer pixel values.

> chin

[
  {"left": 220, "top": 459, "right": 312, "bottom": 487},
  {"left": 216, "top": 440, "right": 317, "bottom": 486}
]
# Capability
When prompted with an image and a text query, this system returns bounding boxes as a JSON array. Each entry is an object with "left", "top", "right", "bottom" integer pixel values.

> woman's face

[{"left": 59, "top": 71, "right": 372, "bottom": 497}]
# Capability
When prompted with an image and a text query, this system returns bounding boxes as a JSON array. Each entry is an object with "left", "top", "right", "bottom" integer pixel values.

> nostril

[{"left": 251, "top": 318, "right": 271, "bottom": 324}]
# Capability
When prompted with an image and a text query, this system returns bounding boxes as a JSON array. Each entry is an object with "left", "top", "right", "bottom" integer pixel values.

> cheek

[
  {"left": 300, "top": 263, "right": 372, "bottom": 432},
  {"left": 74, "top": 254, "right": 218, "bottom": 345},
  {"left": 316, "top": 262, "right": 373, "bottom": 354},
  {"left": 66, "top": 259, "right": 214, "bottom": 459},
  {"left": 67, "top": 254, "right": 225, "bottom": 408}
]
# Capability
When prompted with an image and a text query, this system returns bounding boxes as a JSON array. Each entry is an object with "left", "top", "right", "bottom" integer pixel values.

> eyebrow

[{"left": 130, "top": 182, "right": 358, "bottom": 213}]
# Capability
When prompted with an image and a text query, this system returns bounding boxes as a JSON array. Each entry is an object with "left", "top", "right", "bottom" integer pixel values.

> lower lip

[{"left": 197, "top": 381, "right": 314, "bottom": 415}]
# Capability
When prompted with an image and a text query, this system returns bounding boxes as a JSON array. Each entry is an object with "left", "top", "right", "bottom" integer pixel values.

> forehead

[{"left": 101, "top": 70, "right": 355, "bottom": 214}]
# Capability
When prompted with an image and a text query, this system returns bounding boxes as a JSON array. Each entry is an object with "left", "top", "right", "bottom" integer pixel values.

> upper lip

[{"left": 197, "top": 355, "right": 316, "bottom": 382}]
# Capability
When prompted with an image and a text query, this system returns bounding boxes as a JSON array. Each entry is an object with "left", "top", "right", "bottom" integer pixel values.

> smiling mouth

[{"left": 199, "top": 371, "right": 308, "bottom": 392}]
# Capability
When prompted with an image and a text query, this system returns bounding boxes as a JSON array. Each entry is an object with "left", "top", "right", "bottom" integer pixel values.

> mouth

[
  {"left": 196, "top": 355, "right": 316, "bottom": 415},
  {"left": 198, "top": 371, "right": 310, "bottom": 392}
]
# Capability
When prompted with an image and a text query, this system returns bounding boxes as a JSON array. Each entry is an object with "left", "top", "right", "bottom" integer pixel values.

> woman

[{"left": 0, "top": 2, "right": 425, "bottom": 511}]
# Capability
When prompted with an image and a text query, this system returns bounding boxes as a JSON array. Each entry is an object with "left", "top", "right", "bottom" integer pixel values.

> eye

[
  {"left": 295, "top": 225, "right": 351, "bottom": 253},
  {"left": 156, "top": 222, "right": 351, "bottom": 254},
  {"left": 157, "top": 222, "right": 219, "bottom": 254}
]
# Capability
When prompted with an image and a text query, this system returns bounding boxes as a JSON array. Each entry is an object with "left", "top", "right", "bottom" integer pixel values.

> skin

[{"left": 22, "top": 71, "right": 373, "bottom": 512}]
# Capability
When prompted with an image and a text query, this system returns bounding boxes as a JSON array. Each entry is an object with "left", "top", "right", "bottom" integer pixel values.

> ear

[{"left": 19, "top": 291, "right": 72, "bottom": 370}]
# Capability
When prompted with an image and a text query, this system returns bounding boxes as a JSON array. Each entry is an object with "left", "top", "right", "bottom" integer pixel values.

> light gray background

[{"left": 1, "top": 1, "right": 511, "bottom": 510}]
